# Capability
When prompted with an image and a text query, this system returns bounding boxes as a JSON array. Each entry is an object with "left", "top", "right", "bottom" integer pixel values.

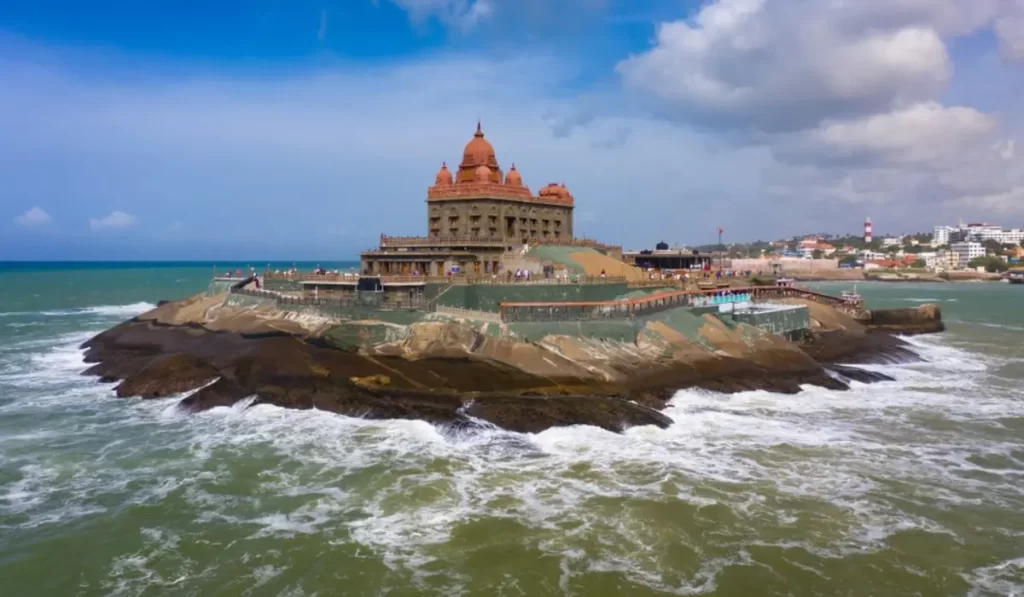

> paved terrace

[{"left": 499, "top": 286, "right": 864, "bottom": 323}]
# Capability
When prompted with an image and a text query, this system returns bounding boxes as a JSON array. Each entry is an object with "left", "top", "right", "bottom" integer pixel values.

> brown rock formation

[{"left": 78, "top": 293, "right": 938, "bottom": 433}]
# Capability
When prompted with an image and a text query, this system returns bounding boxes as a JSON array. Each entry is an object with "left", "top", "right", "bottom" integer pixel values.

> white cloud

[
  {"left": 389, "top": 0, "right": 494, "bottom": 31},
  {"left": 616, "top": 0, "right": 954, "bottom": 132},
  {"left": 611, "top": 0, "right": 1024, "bottom": 222},
  {"left": 777, "top": 103, "right": 997, "bottom": 166},
  {"left": 995, "top": 5, "right": 1024, "bottom": 62},
  {"left": 89, "top": 211, "right": 137, "bottom": 230},
  {"left": 14, "top": 206, "right": 52, "bottom": 226}
]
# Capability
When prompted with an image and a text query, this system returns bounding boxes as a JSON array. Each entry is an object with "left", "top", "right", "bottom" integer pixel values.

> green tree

[
  {"left": 982, "top": 239, "right": 1004, "bottom": 254},
  {"left": 912, "top": 259, "right": 927, "bottom": 268},
  {"left": 812, "top": 249, "right": 823, "bottom": 259},
  {"left": 968, "top": 256, "right": 1009, "bottom": 273},
  {"left": 839, "top": 255, "right": 859, "bottom": 266}
]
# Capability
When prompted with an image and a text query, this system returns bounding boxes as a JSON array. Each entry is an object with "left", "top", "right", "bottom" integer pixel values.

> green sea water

[{"left": 1, "top": 264, "right": 1022, "bottom": 596}]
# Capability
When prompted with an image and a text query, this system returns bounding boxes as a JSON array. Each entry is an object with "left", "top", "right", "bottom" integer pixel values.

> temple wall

[{"left": 427, "top": 199, "right": 572, "bottom": 241}]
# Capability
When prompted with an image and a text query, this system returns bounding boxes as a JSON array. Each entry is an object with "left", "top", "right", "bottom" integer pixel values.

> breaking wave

[{"left": 0, "top": 302, "right": 154, "bottom": 319}]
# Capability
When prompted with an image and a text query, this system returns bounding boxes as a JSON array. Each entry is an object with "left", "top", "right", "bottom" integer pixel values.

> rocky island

[
  {"left": 81, "top": 282, "right": 942, "bottom": 433},
  {"left": 81, "top": 124, "right": 945, "bottom": 432}
]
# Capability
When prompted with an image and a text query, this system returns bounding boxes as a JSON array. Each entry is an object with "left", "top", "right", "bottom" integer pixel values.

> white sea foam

[
  {"left": 1, "top": 325, "right": 1022, "bottom": 594},
  {"left": 0, "top": 302, "right": 154, "bottom": 319}
]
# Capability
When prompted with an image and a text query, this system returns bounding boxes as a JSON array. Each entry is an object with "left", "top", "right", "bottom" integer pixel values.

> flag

[{"left": 718, "top": 227, "right": 724, "bottom": 234}]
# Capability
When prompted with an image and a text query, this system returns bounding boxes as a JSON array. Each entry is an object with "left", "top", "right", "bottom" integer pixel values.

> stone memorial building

[{"left": 361, "top": 123, "right": 575, "bottom": 277}]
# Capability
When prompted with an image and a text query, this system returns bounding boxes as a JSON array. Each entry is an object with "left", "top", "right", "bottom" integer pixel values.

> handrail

[{"left": 499, "top": 285, "right": 862, "bottom": 322}]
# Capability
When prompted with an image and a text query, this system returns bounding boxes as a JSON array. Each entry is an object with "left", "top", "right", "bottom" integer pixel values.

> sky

[{"left": 2, "top": 0, "right": 1023, "bottom": 260}]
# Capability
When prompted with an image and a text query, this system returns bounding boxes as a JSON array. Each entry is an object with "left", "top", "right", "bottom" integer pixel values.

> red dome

[
  {"left": 434, "top": 162, "right": 453, "bottom": 186},
  {"left": 505, "top": 163, "right": 523, "bottom": 186},
  {"left": 460, "top": 122, "right": 498, "bottom": 170}
]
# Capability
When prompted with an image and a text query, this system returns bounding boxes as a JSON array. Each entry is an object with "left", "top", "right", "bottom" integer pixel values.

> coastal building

[
  {"left": 880, "top": 237, "right": 903, "bottom": 248},
  {"left": 858, "top": 249, "right": 886, "bottom": 262},
  {"left": 625, "top": 241, "right": 713, "bottom": 270},
  {"left": 360, "top": 123, "right": 575, "bottom": 277},
  {"left": 950, "top": 241, "right": 985, "bottom": 267},
  {"left": 937, "top": 221, "right": 1024, "bottom": 246},
  {"left": 933, "top": 225, "right": 955, "bottom": 246}
]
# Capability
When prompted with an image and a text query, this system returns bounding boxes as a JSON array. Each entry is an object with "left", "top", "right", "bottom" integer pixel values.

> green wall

[
  {"left": 432, "top": 283, "right": 630, "bottom": 313},
  {"left": 731, "top": 305, "right": 809, "bottom": 337}
]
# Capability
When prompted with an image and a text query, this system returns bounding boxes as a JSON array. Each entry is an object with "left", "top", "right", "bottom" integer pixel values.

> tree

[
  {"left": 912, "top": 259, "right": 927, "bottom": 268},
  {"left": 839, "top": 255, "right": 859, "bottom": 266},
  {"left": 812, "top": 249, "right": 823, "bottom": 259},
  {"left": 983, "top": 239, "right": 1004, "bottom": 254},
  {"left": 968, "top": 256, "right": 1009, "bottom": 273}
]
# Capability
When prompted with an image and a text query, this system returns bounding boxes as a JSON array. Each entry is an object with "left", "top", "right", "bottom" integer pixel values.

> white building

[
  {"left": 933, "top": 225, "right": 956, "bottom": 245},
  {"left": 880, "top": 237, "right": 903, "bottom": 248},
  {"left": 950, "top": 241, "right": 985, "bottom": 267},
  {"left": 933, "top": 223, "right": 1024, "bottom": 246},
  {"left": 858, "top": 249, "right": 887, "bottom": 261}
]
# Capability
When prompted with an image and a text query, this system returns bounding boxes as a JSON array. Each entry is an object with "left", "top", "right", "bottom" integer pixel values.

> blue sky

[{"left": 2, "top": 0, "right": 1023, "bottom": 260}]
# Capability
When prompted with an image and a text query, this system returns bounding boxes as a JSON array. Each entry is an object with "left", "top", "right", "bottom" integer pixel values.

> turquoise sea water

[{"left": 1, "top": 264, "right": 1022, "bottom": 596}]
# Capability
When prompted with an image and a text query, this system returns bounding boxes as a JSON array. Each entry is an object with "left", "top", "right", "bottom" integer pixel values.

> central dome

[{"left": 459, "top": 122, "right": 499, "bottom": 172}]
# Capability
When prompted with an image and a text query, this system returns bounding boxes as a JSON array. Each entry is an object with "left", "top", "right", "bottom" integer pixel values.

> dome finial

[{"left": 475, "top": 119, "right": 483, "bottom": 137}]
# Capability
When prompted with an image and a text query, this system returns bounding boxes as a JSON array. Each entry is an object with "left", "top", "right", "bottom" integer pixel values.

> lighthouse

[{"left": 864, "top": 217, "right": 873, "bottom": 243}]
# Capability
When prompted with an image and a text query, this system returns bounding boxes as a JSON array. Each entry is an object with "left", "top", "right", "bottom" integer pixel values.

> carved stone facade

[{"left": 426, "top": 199, "right": 573, "bottom": 242}]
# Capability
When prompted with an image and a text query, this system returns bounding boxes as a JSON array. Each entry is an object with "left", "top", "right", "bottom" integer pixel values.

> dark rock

[
  {"left": 827, "top": 364, "right": 895, "bottom": 385},
  {"left": 864, "top": 304, "right": 945, "bottom": 335},
  {"left": 179, "top": 378, "right": 251, "bottom": 412},
  {"left": 465, "top": 395, "right": 672, "bottom": 433},
  {"left": 801, "top": 330, "right": 921, "bottom": 365},
  {"left": 115, "top": 353, "right": 219, "bottom": 399}
]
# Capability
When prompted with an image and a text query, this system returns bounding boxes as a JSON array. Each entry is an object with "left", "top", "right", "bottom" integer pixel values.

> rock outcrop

[
  {"left": 863, "top": 303, "right": 945, "bottom": 335},
  {"left": 78, "top": 292, "right": 940, "bottom": 433}
]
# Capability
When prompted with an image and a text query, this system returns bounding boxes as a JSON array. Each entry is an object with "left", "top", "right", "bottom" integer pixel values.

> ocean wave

[
  {"left": 0, "top": 302, "right": 154, "bottom": 319},
  {"left": 1, "top": 326, "right": 1023, "bottom": 595}
]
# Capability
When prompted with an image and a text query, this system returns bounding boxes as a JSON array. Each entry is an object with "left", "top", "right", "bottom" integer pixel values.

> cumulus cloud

[
  {"left": 14, "top": 206, "right": 52, "bottom": 226},
  {"left": 89, "top": 211, "right": 137, "bottom": 230},
  {"left": 613, "top": 0, "right": 1024, "bottom": 221},
  {"left": 616, "top": 0, "right": 956, "bottom": 132}
]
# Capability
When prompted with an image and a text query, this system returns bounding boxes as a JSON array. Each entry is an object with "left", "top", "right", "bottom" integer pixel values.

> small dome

[
  {"left": 505, "top": 163, "right": 523, "bottom": 186},
  {"left": 539, "top": 182, "right": 560, "bottom": 197},
  {"left": 538, "top": 182, "right": 573, "bottom": 204},
  {"left": 474, "top": 164, "right": 492, "bottom": 183},
  {"left": 434, "top": 162, "right": 453, "bottom": 186}
]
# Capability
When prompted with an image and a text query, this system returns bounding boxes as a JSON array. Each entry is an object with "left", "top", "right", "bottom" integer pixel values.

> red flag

[{"left": 718, "top": 227, "right": 724, "bottom": 234}]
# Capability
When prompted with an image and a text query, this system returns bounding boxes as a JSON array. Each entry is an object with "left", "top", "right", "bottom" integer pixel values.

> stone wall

[{"left": 426, "top": 198, "right": 573, "bottom": 241}]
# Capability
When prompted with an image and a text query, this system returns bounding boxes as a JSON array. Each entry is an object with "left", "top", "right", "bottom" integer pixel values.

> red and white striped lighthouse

[{"left": 864, "top": 217, "right": 873, "bottom": 243}]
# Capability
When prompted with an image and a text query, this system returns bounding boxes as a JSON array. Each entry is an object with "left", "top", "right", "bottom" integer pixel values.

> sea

[{"left": 1, "top": 262, "right": 1022, "bottom": 597}]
